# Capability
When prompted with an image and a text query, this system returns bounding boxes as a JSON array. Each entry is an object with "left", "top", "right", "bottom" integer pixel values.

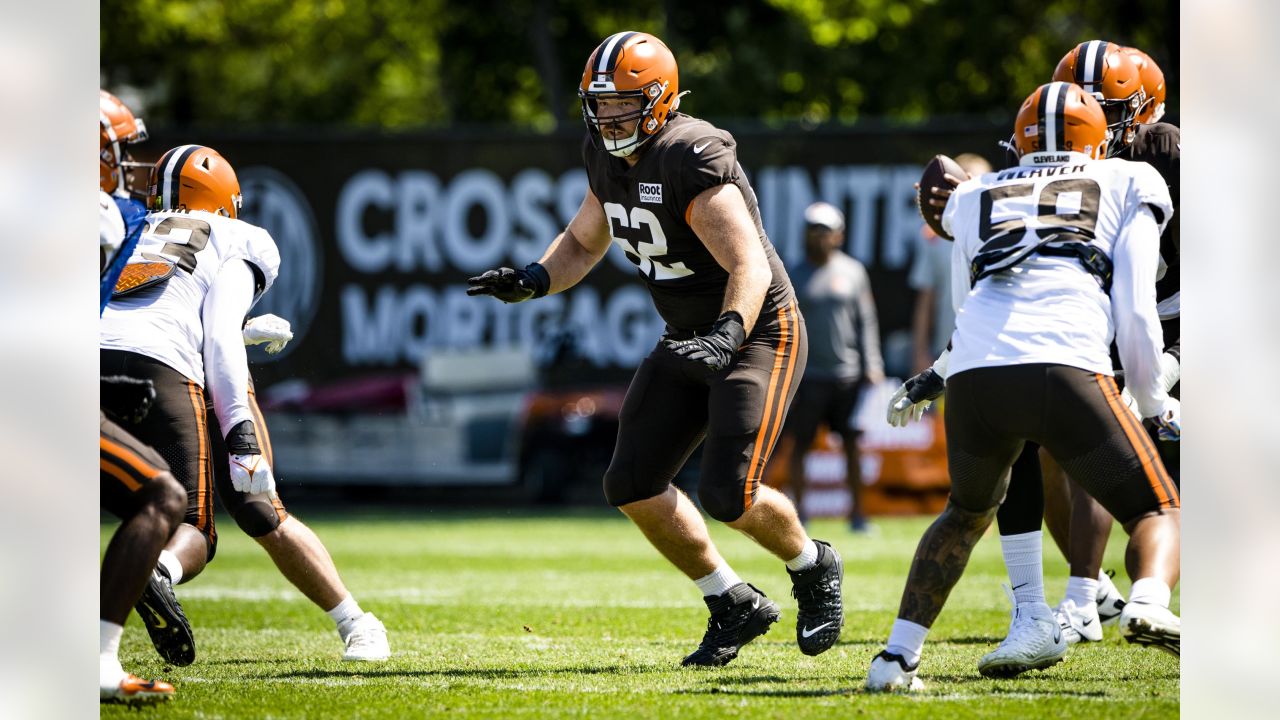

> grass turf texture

[{"left": 101, "top": 509, "right": 1178, "bottom": 718}]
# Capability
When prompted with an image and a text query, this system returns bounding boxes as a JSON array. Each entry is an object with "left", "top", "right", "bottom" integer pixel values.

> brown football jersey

[
  {"left": 582, "top": 113, "right": 794, "bottom": 334},
  {"left": 1120, "top": 122, "right": 1179, "bottom": 305}
]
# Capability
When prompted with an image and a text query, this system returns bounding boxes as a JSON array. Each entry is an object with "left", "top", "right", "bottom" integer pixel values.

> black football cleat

[
  {"left": 135, "top": 566, "right": 196, "bottom": 666},
  {"left": 681, "top": 582, "right": 780, "bottom": 667},
  {"left": 789, "top": 539, "right": 844, "bottom": 656}
]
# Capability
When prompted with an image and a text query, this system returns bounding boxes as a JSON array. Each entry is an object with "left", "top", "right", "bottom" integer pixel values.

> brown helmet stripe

[
  {"left": 159, "top": 144, "right": 200, "bottom": 211},
  {"left": 1075, "top": 40, "right": 1111, "bottom": 92}
]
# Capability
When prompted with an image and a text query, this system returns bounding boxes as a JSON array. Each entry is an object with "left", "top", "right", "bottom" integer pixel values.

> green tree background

[{"left": 101, "top": 0, "right": 1176, "bottom": 130}]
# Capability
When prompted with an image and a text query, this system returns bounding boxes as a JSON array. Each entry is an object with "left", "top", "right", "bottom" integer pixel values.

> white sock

[
  {"left": 1064, "top": 575, "right": 1100, "bottom": 607},
  {"left": 100, "top": 619, "right": 123, "bottom": 659},
  {"left": 786, "top": 539, "right": 819, "bottom": 572},
  {"left": 693, "top": 564, "right": 743, "bottom": 597},
  {"left": 999, "top": 531, "right": 1045, "bottom": 607},
  {"left": 326, "top": 595, "right": 365, "bottom": 634},
  {"left": 886, "top": 618, "right": 929, "bottom": 667},
  {"left": 1128, "top": 577, "right": 1171, "bottom": 608},
  {"left": 158, "top": 550, "right": 184, "bottom": 585}
]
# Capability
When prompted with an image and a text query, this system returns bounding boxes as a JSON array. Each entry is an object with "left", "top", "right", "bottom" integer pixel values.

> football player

[
  {"left": 868, "top": 83, "right": 1180, "bottom": 691},
  {"left": 469, "top": 31, "right": 844, "bottom": 666},
  {"left": 899, "top": 43, "right": 1181, "bottom": 654},
  {"left": 100, "top": 89, "right": 152, "bottom": 311},
  {"left": 99, "top": 191, "right": 184, "bottom": 704},
  {"left": 991, "top": 42, "right": 1181, "bottom": 649},
  {"left": 101, "top": 145, "right": 390, "bottom": 664}
]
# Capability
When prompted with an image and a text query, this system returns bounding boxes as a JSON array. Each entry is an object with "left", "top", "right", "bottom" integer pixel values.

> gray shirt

[
  {"left": 790, "top": 251, "right": 884, "bottom": 383},
  {"left": 909, "top": 230, "right": 955, "bottom": 357}
]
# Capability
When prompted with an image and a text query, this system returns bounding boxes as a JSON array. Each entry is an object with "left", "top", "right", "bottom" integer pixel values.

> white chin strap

[{"left": 604, "top": 129, "right": 641, "bottom": 157}]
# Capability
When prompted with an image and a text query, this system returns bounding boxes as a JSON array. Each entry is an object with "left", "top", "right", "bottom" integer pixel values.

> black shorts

[
  {"left": 603, "top": 301, "right": 808, "bottom": 522},
  {"left": 100, "top": 349, "right": 217, "bottom": 559},
  {"left": 783, "top": 377, "right": 864, "bottom": 446},
  {"left": 100, "top": 411, "right": 172, "bottom": 519},
  {"left": 205, "top": 375, "right": 290, "bottom": 537},
  {"left": 945, "top": 363, "right": 1178, "bottom": 525}
]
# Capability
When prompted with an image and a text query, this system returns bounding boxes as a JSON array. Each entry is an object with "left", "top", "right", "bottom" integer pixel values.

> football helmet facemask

[
  {"left": 1013, "top": 82, "right": 1108, "bottom": 161},
  {"left": 579, "top": 31, "right": 680, "bottom": 158},
  {"left": 149, "top": 145, "right": 243, "bottom": 219},
  {"left": 1123, "top": 47, "right": 1167, "bottom": 124},
  {"left": 1052, "top": 40, "right": 1146, "bottom": 155},
  {"left": 100, "top": 89, "right": 152, "bottom": 198}
]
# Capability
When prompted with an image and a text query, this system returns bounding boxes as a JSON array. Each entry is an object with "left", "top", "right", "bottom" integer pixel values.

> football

[{"left": 917, "top": 153, "right": 969, "bottom": 240}]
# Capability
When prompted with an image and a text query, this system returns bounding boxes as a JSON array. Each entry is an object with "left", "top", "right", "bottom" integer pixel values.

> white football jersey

[
  {"left": 99, "top": 190, "right": 125, "bottom": 259},
  {"left": 942, "top": 154, "right": 1172, "bottom": 378},
  {"left": 100, "top": 210, "right": 281, "bottom": 386}
]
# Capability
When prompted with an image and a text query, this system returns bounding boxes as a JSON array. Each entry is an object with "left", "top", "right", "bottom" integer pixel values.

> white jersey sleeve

[
  {"left": 1110, "top": 204, "right": 1173, "bottom": 418},
  {"left": 203, "top": 259, "right": 258, "bottom": 438},
  {"left": 1125, "top": 160, "right": 1173, "bottom": 235},
  {"left": 100, "top": 210, "right": 282, "bottom": 386},
  {"left": 99, "top": 190, "right": 125, "bottom": 259}
]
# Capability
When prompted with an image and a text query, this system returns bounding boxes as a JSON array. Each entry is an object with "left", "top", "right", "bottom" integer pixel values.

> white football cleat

[
  {"left": 978, "top": 600, "right": 1068, "bottom": 678},
  {"left": 865, "top": 650, "right": 924, "bottom": 692},
  {"left": 1056, "top": 598, "right": 1103, "bottom": 644},
  {"left": 1120, "top": 602, "right": 1179, "bottom": 657},
  {"left": 341, "top": 612, "right": 391, "bottom": 661},
  {"left": 1096, "top": 570, "right": 1127, "bottom": 626}
]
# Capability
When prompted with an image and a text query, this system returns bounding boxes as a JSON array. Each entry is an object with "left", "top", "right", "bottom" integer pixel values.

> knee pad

[
  {"left": 232, "top": 498, "right": 286, "bottom": 538},
  {"left": 602, "top": 465, "right": 668, "bottom": 508},
  {"left": 698, "top": 482, "right": 747, "bottom": 523}
]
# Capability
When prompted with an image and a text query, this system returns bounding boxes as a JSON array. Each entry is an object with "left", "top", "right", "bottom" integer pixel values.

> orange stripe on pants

[
  {"left": 186, "top": 381, "right": 213, "bottom": 530},
  {"left": 1094, "top": 374, "right": 1178, "bottom": 508},
  {"left": 100, "top": 458, "right": 142, "bottom": 492},
  {"left": 744, "top": 303, "right": 793, "bottom": 510}
]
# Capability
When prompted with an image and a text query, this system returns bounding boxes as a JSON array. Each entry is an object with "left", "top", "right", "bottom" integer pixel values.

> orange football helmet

[
  {"left": 578, "top": 31, "right": 679, "bottom": 157},
  {"left": 1123, "top": 47, "right": 1167, "bottom": 124},
  {"left": 1013, "top": 82, "right": 1108, "bottom": 160},
  {"left": 148, "top": 145, "right": 242, "bottom": 219},
  {"left": 100, "top": 89, "right": 151, "bottom": 196},
  {"left": 1052, "top": 40, "right": 1146, "bottom": 153}
]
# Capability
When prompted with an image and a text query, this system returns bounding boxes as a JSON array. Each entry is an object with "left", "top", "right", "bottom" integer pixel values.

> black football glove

[
  {"left": 662, "top": 312, "right": 747, "bottom": 373},
  {"left": 886, "top": 368, "right": 946, "bottom": 427},
  {"left": 466, "top": 263, "right": 551, "bottom": 303},
  {"left": 101, "top": 375, "right": 156, "bottom": 425}
]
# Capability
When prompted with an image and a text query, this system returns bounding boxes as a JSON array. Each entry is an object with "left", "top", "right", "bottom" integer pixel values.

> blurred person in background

[
  {"left": 469, "top": 30, "right": 845, "bottom": 667},
  {"left": 780, "top": 201, "right": 884, "bottom": 532}
]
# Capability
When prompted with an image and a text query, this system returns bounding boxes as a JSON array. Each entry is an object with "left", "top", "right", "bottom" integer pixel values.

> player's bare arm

[
  {"left": 537, "top": 187, "right": 613, "bottom": 295},
  {"left": 687, "top": 182, "right": 771, "bottom": 336}
]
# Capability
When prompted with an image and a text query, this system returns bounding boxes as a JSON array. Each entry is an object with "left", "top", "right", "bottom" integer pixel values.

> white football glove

[
  {"left": 243, "top": 314, "right": 294, "bottom": 354},
  {"left": 229, "top": 454, "right": 277, "bottom": 498},
  {"left": 1149, "top": 398, "right": 1181, "bottom": 442}
]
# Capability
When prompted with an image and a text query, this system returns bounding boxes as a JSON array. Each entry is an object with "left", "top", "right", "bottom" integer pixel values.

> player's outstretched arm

[
  {"left": 1111, "top": 204, "right": 1177, "bottom": 432},
  {"left": 687, "top": 183, "right": 770, "bottom": 335},
  {"left": 467, "top": 188, "right": 612, "bottom": 302}
]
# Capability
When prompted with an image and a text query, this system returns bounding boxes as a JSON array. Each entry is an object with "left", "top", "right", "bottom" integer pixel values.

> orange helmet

[
  {"left": 148, "top": 145, "right": 242, "bottom": 219},
  {"left": 1013, "top": 82, "right": 1108, "bottom": 160},
  {"left": 100, "top": 89, "right": 151, "bottom": 196},
  {"left": 578, "top": 32, "right": 679, "bottom": 158},
  {"left": 1052, "top": 40, "right": 1146, "bottom": 154},
  {"left": 1123, "top": 47, "right": 1166, "bottom": 124}
]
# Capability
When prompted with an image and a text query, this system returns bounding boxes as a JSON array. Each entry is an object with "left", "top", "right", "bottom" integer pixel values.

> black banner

[{"left": 148, "top": 121, "right": 1009, "bottom": 397}]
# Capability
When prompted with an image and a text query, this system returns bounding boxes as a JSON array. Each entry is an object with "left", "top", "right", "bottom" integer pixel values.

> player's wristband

[
  {"left": 225, "top": 419, "right": 262, "bottom": 455},
  {"left": 523, "top": 263, "right": 551, "bottom": 299}
]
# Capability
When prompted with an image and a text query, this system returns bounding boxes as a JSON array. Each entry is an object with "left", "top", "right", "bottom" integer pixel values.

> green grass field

[{"left": 101, "top": 508, "right": 1178, "bottom": 718}]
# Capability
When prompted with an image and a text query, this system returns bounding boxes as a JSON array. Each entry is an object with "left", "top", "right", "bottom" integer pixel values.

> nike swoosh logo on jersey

[
  {"left": 693, "top": 142, "right": 710, "bottom": 154},
  {"left": 802, "top": 622, "right": 834, "bottom": 638}
]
